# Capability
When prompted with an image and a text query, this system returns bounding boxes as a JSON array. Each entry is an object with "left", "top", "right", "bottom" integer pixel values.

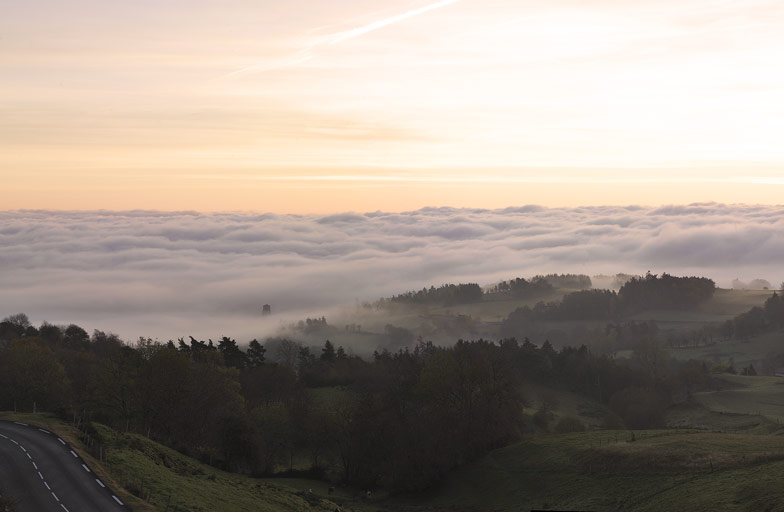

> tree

[
  {"left": 0, "top": 313, "right": 32, "bottom": 342},
  {"left": 0, "top": 338, "right": 71, "bottom": 412},
  {"left": 383, "top": 324, "right": 414, "bottom": 350},
  {"left": 63, "top": 324, "right": 90, "bottom": 350},
  {"left": 554, "top": 415, "right": 585, "bottom": 433},
  {"left": 250, "top": 402, "right": 294, "bottom": 472},
  {"left": 135, "top": 345, "right": 190, "bottom": 441},
  {"left": 764, "top": 292, "right": 784, "bottom": 328},
  {"left": 246, "top": 339, "right": 266, "bottom": 367},
  {"left": 93, "top": 345, "right": 142, "bottom": 431},
  {"left": 217, "top": 336, "right": 247, "bottom": 368},
  {"left": 320, "top": 340, "right": 336, "bottom": 363},
  {"left": 240, "top": 364, "right": 299, "bottom": 410},
  {"left": 182, "top": 362, "right": 246, "bottom": 465},
  {"left": 3, "top": 313, "right": 31, "bottom": 330},
  {"left": 265, "top": 338, "right": 300, "bottom": 369},
  {"left": 92, "top": 330, "right": 123, "bottom": 356},
  {"left": 38, "top": 322, "right": 63, "bottom": 345},
  {"left": 297, "top": 346, "right": 316, "bottom": 375}
]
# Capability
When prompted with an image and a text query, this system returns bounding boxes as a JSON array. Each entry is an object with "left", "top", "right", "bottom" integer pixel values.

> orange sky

[{"left": 2, "top": 0, "right": 783, "bottom": 212}]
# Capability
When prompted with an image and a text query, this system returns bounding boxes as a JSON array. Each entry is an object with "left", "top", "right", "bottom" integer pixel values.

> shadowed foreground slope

[{"left": 410, "top": 429, "right": 784, "bottom": 512}]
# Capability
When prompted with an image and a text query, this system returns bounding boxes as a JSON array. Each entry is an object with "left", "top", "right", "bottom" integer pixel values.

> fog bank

[{"left": 1, "top": 203, "right": 782, "bottom": 341}]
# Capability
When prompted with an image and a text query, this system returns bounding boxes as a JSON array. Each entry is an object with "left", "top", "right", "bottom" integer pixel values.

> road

[{"left": 0, "top": 420, "right": 130, "bottom": 512}]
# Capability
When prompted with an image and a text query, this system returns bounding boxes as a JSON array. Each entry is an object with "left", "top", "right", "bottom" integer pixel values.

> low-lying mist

[{"left": 1, "top": 203, "right": 782, "bottom": 345}]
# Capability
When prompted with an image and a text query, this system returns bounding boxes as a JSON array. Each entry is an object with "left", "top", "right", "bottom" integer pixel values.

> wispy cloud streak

[
  {"left": 225, "top": 0, "right": 461, "bottom": 78},
  {"left": 316, "top": 0, "right": 461, "bottom": 45}
]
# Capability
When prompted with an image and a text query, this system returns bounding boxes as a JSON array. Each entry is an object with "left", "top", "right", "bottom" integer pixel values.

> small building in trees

[{"left": 262, "top": 304, "right": 271, "bottom": 315}]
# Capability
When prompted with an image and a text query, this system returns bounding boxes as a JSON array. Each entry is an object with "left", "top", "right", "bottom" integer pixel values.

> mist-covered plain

[{"left": 2, "top": 203, "right": 783, "bottom": 342}]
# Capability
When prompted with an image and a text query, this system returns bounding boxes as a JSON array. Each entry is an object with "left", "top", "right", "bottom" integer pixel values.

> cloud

[
  {"left": 225, "top": 0, "right": 462, "bottom": 77},
  {"left": 315, "top": 0, "right": 462, "bottom": 46},
  {"left": 1, "top": 204, "right": 783, "bottom": 343}
]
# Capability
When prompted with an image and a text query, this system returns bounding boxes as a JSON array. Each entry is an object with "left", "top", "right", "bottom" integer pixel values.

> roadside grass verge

[
  {"left": 0, "top": 411, "right": 154, "bottom": 511},
  {"left": 0, "top": 412, "right": 350, "bottom": 512}
]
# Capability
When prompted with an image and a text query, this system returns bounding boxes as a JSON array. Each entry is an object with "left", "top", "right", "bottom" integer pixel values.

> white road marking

[{"left": 2, "top": 423, "right": 113, "bottom": 511}]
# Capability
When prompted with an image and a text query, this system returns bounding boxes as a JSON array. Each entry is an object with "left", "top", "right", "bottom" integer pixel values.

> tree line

[
  {"left": 378, "top": 273, "right": 593, "bottom": 308},
  {"left": 721, "top": 291, "right": 784, "bottom": 340},
  {"left": 386, "top": 283, "right": 484, "bottom": 306},
  {"left": 501, "top": 273, "right": 716, "bottom": 338},
  {"left": 0, "top": 312, "right": 717, "bottom": 492}
]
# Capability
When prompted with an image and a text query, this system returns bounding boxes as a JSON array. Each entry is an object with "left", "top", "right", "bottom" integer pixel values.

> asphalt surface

[{"left": 0, "top": 420, "right": 130, "bottom": 512}]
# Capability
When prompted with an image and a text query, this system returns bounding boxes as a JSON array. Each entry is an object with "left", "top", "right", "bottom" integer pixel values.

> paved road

[{"left": 0, "top": 420, "right": 130, "bottom": 512}]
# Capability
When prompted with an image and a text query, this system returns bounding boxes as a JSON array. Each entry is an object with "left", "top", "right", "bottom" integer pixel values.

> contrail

[
  {"left": 317, "top": 0, "right": 461, "bottom": 45},
  {"left": 225, "top": 0, "right": 461, "bottom": 78}
]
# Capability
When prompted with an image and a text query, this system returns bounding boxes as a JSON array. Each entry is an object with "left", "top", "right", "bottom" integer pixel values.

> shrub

[{"left": 554, "top": 415, "right": 585, "bottom": 433}]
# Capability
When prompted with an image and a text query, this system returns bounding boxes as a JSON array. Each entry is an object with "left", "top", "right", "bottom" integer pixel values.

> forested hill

[
  {"left": 381, "top": 273, "right": 593, "bottom": 306},
  {"left": 0, "top": 310, "right": 719, "bottom": 494},
  {"left": 502, "top": 272, "right": 715, "bottom": 324}
]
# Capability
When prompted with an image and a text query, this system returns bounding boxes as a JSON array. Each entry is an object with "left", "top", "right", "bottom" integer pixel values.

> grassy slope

[
  {"left": 403, "top": 370, "right": 784, "bottom": 512},
  {"left": 93, "top": 423, "right": 351, "bottom": 512},
  {"left": 0, "top": 412, "right": 351, "bottom": 512},
  {"left": 699, "top": 289, "right": 775, "bottom": 316},
  {"left": 407, "top": 430, "right": 784, "bottom": 512},
  {"left": 667, "top": 330, "right": 784, "bottom": 369},
  {"left": 691, "top": 375, "right": 784, "bottom": 423}
]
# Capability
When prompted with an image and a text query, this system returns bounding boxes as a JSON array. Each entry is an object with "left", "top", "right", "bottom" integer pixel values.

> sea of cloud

[{"left": 1, "top": 203, "right": 782, "bottom": 342}]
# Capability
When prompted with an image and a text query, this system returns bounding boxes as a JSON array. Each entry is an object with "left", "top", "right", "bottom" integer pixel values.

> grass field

[
  {"left": 666, "top": 401, "right": 782, "bottom": 434},
  {"left": 691, "top": 375, "right": 784, "bottom": 423},
  {"left": 404, "top": 430, "right": 784, "bottom": 511},
  {"left": 667, "top": 330, "right": 784, "bottom": 370}
]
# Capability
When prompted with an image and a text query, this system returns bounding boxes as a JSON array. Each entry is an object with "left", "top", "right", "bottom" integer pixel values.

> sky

[
  {"left": 2, "top": 0, "right": 784, "bottom": 211},
  {"left": 2, "top": 205, "right": 782, "bottom": 342}
]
